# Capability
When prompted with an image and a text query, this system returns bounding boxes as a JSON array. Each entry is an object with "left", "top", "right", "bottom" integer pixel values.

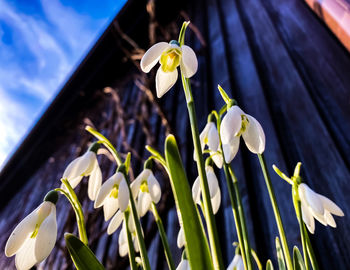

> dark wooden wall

[{"left": 0, "top": 0, "right": 349, "bottom": 269}]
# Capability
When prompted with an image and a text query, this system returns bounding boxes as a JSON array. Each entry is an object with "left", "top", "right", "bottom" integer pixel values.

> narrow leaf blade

[
  {"left": 275, "top": 237, "right": 286, "bottom": 270},
  {"left": 65, "top": 233, "right": 105, "bottom": 270},
  {"left": 293, "top": 246, "right": 306, "bottom": 270},
  {"left": 266, "top": 259, "right": 274, "bottom": 270},
  {"left": 165, "top": 135, "right": 213, "bottom": 270}
]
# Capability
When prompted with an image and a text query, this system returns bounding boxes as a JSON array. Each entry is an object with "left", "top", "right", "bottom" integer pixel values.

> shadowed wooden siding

[{"left": 0, "top": 0, "right": 349, "bottom": 269}]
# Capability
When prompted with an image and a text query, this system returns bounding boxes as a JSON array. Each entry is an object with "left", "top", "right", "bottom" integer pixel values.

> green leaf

[
  {"left": 293, "top": 246, "right": 306, "bottom": 270},
  {"left": 266, "top": 259, "right": 274, "bottom": 270},
  {"left": 275, "top": 237, "right": 286, "bottom": 270},
  {"left": 65, "top": 233, "right": 105, "bottom": 270},
  {"left": 165, "top": 135, "right": 213, "bottom": 270},
  {"left": 125, "top": 152, "right": 131, "bottom": 173}
]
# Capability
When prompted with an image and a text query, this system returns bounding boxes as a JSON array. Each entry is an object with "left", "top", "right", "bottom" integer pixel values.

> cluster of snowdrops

[{"left": 4, "top": 22, "right": 344, "bottom": 270}]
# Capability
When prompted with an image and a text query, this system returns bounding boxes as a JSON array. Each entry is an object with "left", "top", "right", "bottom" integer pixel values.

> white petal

[
  {"left": 324, "top": 211, "right": 336, "bottom": 227},
  {"left": 63, "top": 152, "right": 94, "bottom": 180},
  {"left": 207, "top": 123, "right": 220, "bottom": 152},
  {"left": 5, "top": 208, "right": 38, "bottom": 257},
  {"left": 147, "top": 171, "right": 161, "bottom": 203},
  {"left": 33, "top": 205, "right": 57, "bottom": 263},
  {"left": 118, "top": 179, "right": 130, "bottom": 212},
  {"left": 318, "top": 194, "right": 344, "bottom": 216},
  {"left": 137, "top": 192, "right": 152, "bottom": 217},
  {"left": 300, "top": 184, "right": 324, "bottom": 215},
  {"left": 141, "top": 42, "right": 169, "bottom": 73},
  {"left": 200, "top": 123, "right": 211, "bottom": 150},
  {"left": 180, "top": 45, "right": 198, "bottom": 78},
  {"left": 88, "top": 163, "right": 102, "bottom": 201},
  {"left": 103, "top": 197, "right": 119, "bottom": 221},
  {"left": 211, "top": 188, "right": 221, "bottom": 215},
  {"left": 67, "top": 176, "right": 83, "bottom": 189},
  {"left": 177, "top": 259, "right": 190, "bottom": 270},
  {"left": 131, "top": 170, "right": 149, "bottom": 199},
  {"left": 133, "top": 237, "right": 140, "bottom": 253},
  {"left": 242, "top": 115, "right": 265, "bottom": 154},
  {"left": 220, "top": 106, "right": 244, "bottom": 144},
  {"left": 223, "top": 136, "right": 240, "bottom": 163},
  {"left": 94, "top": 173, "right": 119, "bottom": 208},
  {"left": 107, "top": 210, "right": 124, "bottom": 235},
  {"left": 177, "top": 227, "right": 185, "bottom": 248},
  {"left": 118, "top": 225, "right": 128, "bottom": 257},
  {"left": 192, "top": 177, "right": 201, "bottom": 204},
  {"left": 309, "top": 206, "right": 327, "bottom": 226},
  {"left": 210, "top": 151, "right": 223, "bottom": 169},
  {"left": 156, "top": 68, "right": 178, "bottom": 98},
  {"left": 227, "top": 254, "right": 241, "bottom": 270},
  {"left": 301, "top": 203, "right": 315, "bottom": 234},
  {"left": 206, "top": 166, "right": 219, "bottom": 198},
  {"left": 15, "top": 238, "right": 36, "bottom": 270},
  {"left": 236, "top": 257, "right": 244, "bottom": 270}
]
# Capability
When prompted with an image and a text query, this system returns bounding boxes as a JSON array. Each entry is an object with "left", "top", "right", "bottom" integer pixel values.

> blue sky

[{"left": 0, "top": 0, "right": 127, "bottom": 167}]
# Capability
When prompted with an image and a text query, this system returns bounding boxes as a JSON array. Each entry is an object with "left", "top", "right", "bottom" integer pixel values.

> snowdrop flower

[
  {"left": 62, "top": 142, "right": 102, "bottom": 201},
  {"left": 118, "top": 219, "right": 139, "bottom": 257},
  {"left": 177, "top": 227, "right": 185, "bottom": 248},
  {"left": 192, "top": 166, "right": 221, "bottom": 214},
  {"left": 227, "top": 254, "right": 244, "bottom": 270},
  {"left": 298, "top": 183, "right": 344, "bottom": 234},
  {"left": 5, "top": 191, "right": 58, "bottom": 270},
  {"left": 131, "top": 169, "right": 161, "bottom": 217},
  {"left": 94, "top": 172, "right": 130, "bottom": 220},
  {"left": 140, "top": 40, "right": 198, "bottom": 98},
  {"left": 195, "top": 121, "right": 223, "bottom": 168},
  {"left": 220, "top": 106, "right": 265, "bottom": 163},
  {"left": 176, "top": 259, "right": 190, "bottom": 270}
]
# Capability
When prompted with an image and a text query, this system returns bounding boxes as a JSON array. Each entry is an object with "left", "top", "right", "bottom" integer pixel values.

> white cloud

[{"left": 0, "top": 0, "right": 114, "bottom": 168}]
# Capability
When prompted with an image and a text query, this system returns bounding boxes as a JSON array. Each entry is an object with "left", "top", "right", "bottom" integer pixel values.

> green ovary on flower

[
  {"left": 110, "top": 184, "right": 119, "bottom": 199},
  {"left": 160, "top": 48, "right": 181, "bottom": 72},
  {"left": 140, "top": 180, "right": 149, "bottom": 193}
]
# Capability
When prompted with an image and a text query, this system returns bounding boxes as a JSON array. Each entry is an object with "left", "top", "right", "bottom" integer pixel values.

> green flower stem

[
  {"left": 85, "top": 126, "right": 123, "bottom": 165},
  {"left": 257, "top": 154, "right": 293, "bottom": 270},
  {"left": 304, "top": 227, "right": 319, "bottom": 270},
  {"left": 222, "top": 163, "right": 249, "bottom": 270},
  {"left": 182, "top": 77, "right": 224, "bottom": 270},
  {"left": 124, "top": 210, "right": 138, "bottom": 270},
  {"left": 151, "top": 202, "right": 176, "bottom": 270},
  {"left": 251, "top": 249, "right": 262, "bottom": 270},
  {"left": 229, "top": 167, "right": 253, "bottom": 270},
  {"left": 86, "top": 127, "right": 150, "bottom": 270},
  {"left": 293, "top": 190, "right": 309, "bottom": 270},
  {"left": 57, "top": 179, "right": 88, "bottom": 245}
]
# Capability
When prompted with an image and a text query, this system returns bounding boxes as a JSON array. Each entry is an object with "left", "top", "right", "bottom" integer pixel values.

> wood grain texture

[{"left": 0, "top": 0, "right": 349, "bottom": 269}]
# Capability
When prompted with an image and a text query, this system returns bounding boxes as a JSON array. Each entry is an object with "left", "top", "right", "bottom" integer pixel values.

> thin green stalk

[
  {"left": 294, "top": 193, "right": 309, "bottom": 270},
  {"left": 304, "top": 227, "right": 319, "bottom": 270},
  {"left": 183, "top": 77, "right": 224, "bottom": 270},
  {"left": 257, "top": 154, "right": 293, "bottom": 270},
  {"left": 125, "top": 210, "right": 138, "bottom": 270},
  {"left": 151, "top": 203, "right": 176, "bottom": 270},
  {"left": 222, "top": 163, "right": 249, "bottom": 270},
  {"left": 57, "top": 179, "right": 88, "bottom": 245},
  {"left": 126, "top": 173, "right": 151, "bottom": 270},
  {"left": 229, "top": 167, "right": 253, "bottom": 270}
]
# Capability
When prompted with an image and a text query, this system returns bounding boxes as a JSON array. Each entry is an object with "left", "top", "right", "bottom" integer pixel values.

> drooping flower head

[
  {"left": 196, "top": 119, "right": 223, "bottom": 168},
  {"left": 140, "top": 40, "right": 198, "bottom": 98},
  {"left": 62, "top": 142, "right": 102, "bottom": 201},
  {"left": 227, "top": 254, "right": 244, "bottom": 270},
  {"left": 298, "top": 183, "right": 344, "bottom": 234},
  {"left": 94, "top": 171, "right": 130, "bottom": 221},
  {"left": 176, "top": 259, "right": 191, "bottom": 270},
  {"left": 220, "top": 105, "right": 265, "bottom": 163},
  {"left": 131, "top": 168, "right": 161, "bottom": 217},
  {"left": 192, "top": 165, "right": 221, "bottom": 214},
  {"left": 5, "top": 191, "right": 59, "bottom": 270}
]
